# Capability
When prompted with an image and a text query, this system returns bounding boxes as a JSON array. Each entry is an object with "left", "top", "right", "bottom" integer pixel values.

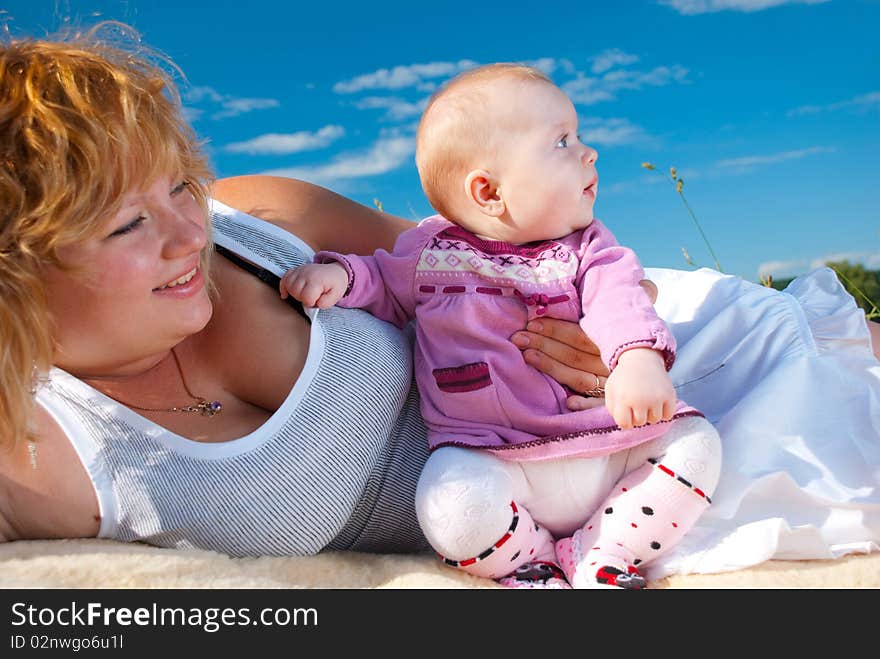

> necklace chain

[{"left": 107, "top": 348, "right": 223, "bottom": 417}]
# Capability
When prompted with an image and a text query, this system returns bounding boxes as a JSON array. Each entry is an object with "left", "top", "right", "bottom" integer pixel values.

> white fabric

[{"left": 643, "top": 266, "right": 880, "bottom": 578}]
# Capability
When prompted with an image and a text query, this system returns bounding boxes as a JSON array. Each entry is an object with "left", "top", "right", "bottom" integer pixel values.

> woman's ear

[{"left": 464, "top": 169, "right": 506, "bottom": 217}]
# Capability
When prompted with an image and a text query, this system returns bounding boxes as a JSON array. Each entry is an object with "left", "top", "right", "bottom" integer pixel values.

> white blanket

[{"left": 644, "top": 267, "right": 880, "bottom": 579}]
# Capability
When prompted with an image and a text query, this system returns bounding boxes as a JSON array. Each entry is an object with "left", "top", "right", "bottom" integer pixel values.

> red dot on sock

[
  {"left": 672, "top": 522, "right": 678, "bottom": 528},
  {"left": 590, "top": 562, "right": 597, "bottom": 566},
  {"left": 593, "top": 546, "right": 600, "bottom": 550},
  {"left": 587, "top": 525, "right": 593, "bottom": 530},
  {"left": 529, "top": 548, "right": 534, "bottom": 555},
  {"left": 631, "top": 523, "right": 638, "bottom": 528},
  {"left": 622, "top": 487, "right": 628, "bottom": 492}
]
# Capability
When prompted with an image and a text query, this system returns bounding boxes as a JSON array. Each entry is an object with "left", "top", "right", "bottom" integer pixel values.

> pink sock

[
  {"left": 556, "top": 459, "right": 711, "bottom": 589},
  {"left": 437, "top": 501, "right": 558, "bottom": 580}
]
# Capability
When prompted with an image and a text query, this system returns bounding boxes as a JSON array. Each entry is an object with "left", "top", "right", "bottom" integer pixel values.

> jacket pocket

[
  {"left": 433, "top": 361, "right": 491, "bottom": 393},
  {"left": 432, "top": 362, "right": 510, "bottom": 426}
]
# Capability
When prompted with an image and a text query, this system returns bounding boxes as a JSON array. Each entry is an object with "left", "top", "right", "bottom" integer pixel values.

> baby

[{"left": 281, "top": 64, "right": 722, "bottom": 589}]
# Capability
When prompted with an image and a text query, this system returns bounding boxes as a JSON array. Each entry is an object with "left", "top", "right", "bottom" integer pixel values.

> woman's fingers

[
  {"left": 566, "top": 395, "right": 606, "bottom": 411},
  {"left": 514, "top": 321, "right": 607, "bottom": 373},
  {"left": 522, "top": 318, "right": 599, "bottom": 353},
  {"left": 522, "top": 348, "right": 608, "bottom": 393}
]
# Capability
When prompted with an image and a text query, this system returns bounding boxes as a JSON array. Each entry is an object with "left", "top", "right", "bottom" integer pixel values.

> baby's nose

[{"left": 582, "top": 146, "right": 598, "bottom": 166}]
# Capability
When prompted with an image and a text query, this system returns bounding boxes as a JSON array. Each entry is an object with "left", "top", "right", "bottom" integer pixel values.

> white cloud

[
  {"left": 758, "top": 251, "right": 880, "bottom": 278},
  {"left": 561, "top": 77, "right": 617, "bottom": 105},
  {"left": 591, "top": 49, "right": 639, "bottom": 74},
  {"left": 756, "top": 257, "right": 812, "bottom": 278},
  {"left": 224, "top": 126, "right": 345, "bottom": 155},
  {"left": 715, "top": 146, "right": 835, "bottom": 169},
  {"left": 355, "top": 96, "right": 428, "bottom": 121},
  {"left": 213, "top": 98, "right": 280, "bottom": 119},
  {"left": 563, "top": 65, "right": 689, "bottom": 105},
  {"left": 183, "top": 85, "right": 280, "bottom": 120},
  {"left": 810, "top": 251, "right": 880, "bottom": 271},
  {"left": 261, "top": 133, "right": 415, "bottom": 186},
  {"left": 579, "top": 117, "right": 648, "bottom": 146},
  {"left": 181, "top": 107, "right": 204, "bottom": 123},
  {"left": 333, "top": 60, "right": 478, "bottom": 93},
  {"left": 659, "top": 0, "right": 830, "bottom": 15},
  {"left": 788, "top": 91, "right": 880, "bottom": 117}
]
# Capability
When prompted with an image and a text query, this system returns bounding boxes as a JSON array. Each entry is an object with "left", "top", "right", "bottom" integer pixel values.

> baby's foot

[
  {"left": 496, "top": 561, "right": 572, "bottom": 589},
  {"left": 594, "top": 563, "right": 646, "bottom": 589},
  {"left": 556, "top": 535, "right": 646, "bottom": 589}
]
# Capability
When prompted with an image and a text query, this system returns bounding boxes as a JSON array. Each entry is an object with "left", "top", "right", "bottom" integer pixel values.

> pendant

[
  {"left": 182, "top": 399, "right": 223, "bottom": 416},
  {"left": 198, "top": 400, "right": 223, "bottom": 417}
]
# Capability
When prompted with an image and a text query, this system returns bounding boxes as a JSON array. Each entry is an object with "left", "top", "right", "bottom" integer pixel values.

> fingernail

[
  {"left": 512, "top": 333, "right": 529, "bottom": 347},
  {"left": 528, "top": 321, "right": 543, "bottom": 333}
]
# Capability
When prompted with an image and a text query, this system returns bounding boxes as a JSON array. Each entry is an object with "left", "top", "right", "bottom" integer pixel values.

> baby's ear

[{"left": 464, "top": 169, "right": 506, "bottom": 217}]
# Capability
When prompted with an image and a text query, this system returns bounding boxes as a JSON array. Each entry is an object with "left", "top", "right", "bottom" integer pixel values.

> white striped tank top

[{"left": 35, "top": 200, "right": 431, "bottom": 557}]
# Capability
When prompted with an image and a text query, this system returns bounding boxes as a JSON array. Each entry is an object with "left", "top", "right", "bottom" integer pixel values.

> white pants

[{"left": 415, "top": 416, "right": 722, "bottom": 561}]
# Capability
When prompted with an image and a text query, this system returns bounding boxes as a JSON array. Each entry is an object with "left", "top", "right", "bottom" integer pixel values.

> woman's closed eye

[
  {"left": 107, "top": 181, "right": 190, "bottom": 238},
  {"left": 171, "top": 180, "right": 190, "bottom": 196},
  {"left": 108, "top": 215, "right": 146, "bottom": 238}
]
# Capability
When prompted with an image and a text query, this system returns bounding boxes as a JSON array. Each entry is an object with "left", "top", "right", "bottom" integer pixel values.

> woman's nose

[{"left": 162, "top": 208, "right": 206, "bottom": 258}]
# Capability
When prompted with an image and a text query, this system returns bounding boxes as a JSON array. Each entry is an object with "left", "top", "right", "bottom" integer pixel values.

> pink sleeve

[
  {"left": 313, "top": 224, "right": 430, "bottom": 329},
  {"left": 575, "top": 220, "right": 675, "bottom": 371}
]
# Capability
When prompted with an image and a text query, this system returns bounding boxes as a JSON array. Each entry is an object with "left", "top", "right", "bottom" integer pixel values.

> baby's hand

[
  {"left": 604, "top": 348, "right": 676, "bottom": 429},
  {"left": 280, "top": 262, "right": 349, "bottom": 309}
]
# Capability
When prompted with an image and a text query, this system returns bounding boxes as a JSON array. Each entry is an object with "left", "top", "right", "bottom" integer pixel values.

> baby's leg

[
  {"left": 415, "top": 447, "right": 564, "bottom": 586},
  {"left": 557, "top": 416, "right": 722, "bottom": 589}
]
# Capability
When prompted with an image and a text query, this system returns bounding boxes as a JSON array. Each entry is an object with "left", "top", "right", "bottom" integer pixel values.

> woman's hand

[
  {"left": 511, "top": 279, "right": 659, "bottom": 411},
  {"left": 512, "top": 319, "right": 608, "bottom": 410}
]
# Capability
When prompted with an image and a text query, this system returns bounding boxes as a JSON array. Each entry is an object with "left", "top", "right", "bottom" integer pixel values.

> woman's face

[{"left": 45, "top": 175, "right": 213, "bottom": 377}]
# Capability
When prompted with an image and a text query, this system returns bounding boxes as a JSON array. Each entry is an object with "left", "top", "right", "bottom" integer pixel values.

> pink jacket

[{"left": 317, "top": 216, "right": 701, "bottom": 461}]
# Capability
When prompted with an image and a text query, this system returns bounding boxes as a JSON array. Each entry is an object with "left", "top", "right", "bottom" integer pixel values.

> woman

[{"left": 1, "top": 24, "right": 878, "bottom": 579}]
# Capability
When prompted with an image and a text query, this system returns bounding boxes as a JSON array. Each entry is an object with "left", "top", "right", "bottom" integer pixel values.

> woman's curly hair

[{"left": 0, "top": 21, "right": 214, "bottom": 451}]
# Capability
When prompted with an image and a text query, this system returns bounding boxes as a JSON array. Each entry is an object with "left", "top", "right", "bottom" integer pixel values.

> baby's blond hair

[
  {"left": 0, "top": 22, "right": 213, "bottom": 451},
  {"left": 415, "top": 63, "right": 552, "bottom": 220}
]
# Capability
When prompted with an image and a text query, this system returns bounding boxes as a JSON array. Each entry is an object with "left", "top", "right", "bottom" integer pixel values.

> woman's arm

[{"left": 211, "top": 175, "right": 413, "bottom": 255}]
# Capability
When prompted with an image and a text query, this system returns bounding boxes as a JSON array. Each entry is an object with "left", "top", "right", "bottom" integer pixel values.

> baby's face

[{"left": 489, "top": 79, "right": 598, "bottom": 243}]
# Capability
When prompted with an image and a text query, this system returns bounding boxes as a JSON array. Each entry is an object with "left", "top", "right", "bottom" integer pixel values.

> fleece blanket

[{"left": 1, "top": 540, "right": 877, "bottom": 589}]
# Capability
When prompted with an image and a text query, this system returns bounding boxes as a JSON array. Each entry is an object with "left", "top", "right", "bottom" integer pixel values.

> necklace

[{"left": 107, "top": 348, "right": 223, "bottom": 417}]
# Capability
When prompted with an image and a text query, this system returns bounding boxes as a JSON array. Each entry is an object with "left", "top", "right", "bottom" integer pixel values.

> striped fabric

[{"left": 37, "top": 204, "right": 431, "bottom": 557}]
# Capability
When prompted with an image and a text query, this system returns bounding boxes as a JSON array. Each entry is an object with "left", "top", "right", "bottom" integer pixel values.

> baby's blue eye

[{"left": 556, "top": 135, "right": 568, "bottom": 148}]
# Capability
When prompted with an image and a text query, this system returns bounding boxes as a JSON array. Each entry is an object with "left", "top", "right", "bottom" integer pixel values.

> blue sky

[{"left": 6, "top": 0, "right": 879, "bottom": 281}]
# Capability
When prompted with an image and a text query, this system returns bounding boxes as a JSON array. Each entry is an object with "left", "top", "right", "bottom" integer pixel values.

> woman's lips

[
  {"left": 155, "top": 266, "right": 198, "bottom": 290},
  {"left": 153, "top": 266, "right": 204, "bottom": 297}
]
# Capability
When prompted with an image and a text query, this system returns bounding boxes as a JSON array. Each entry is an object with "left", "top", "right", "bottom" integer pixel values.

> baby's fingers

[
  {"left": 630, "top": 405, "right": 648, "bottom": 428},
  {"left": 286, "top": 280, "right": 320, "bottom": 307},
  {"left": 279, "top": 271, "right": 298, "bottom": 299},
  {"left": 315, "top": 289, "right": 343, "bottom": 309},
  {"left": 610, "top": 402, "right": 634, "bottom": 430}
]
